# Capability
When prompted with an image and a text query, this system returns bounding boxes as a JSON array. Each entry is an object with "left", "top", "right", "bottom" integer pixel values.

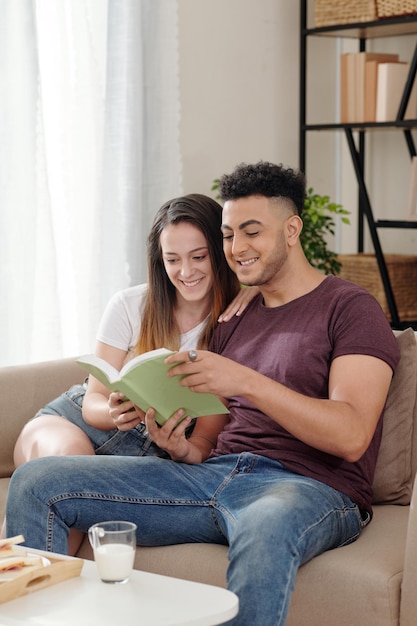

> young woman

[{"left": 13, "top": 194, "right": 255, "bottom": 467}]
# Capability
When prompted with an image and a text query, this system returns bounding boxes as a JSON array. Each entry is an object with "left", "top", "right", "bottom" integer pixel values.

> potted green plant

[
  {"left": 212, "top": 181, "right": 350, "bottom": 276},
  {"left": 301, "top": 188, "right": 350, "bottom": 275}
]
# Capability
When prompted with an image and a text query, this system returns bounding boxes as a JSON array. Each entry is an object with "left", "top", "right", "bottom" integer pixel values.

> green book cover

[{"left": 76, "top": 348, "right": 229, "bottom": 426}]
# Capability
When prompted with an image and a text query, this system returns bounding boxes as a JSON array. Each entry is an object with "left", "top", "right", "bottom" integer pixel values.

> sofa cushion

[
  {"left": 287, "top": 504, "right": 409, "bottom": 626},
  {"left": 0, "top": 358, "right": 85, "bottom": 479},
  {"left": 372, "top": 328, "right": 417, "bottom": 504}
]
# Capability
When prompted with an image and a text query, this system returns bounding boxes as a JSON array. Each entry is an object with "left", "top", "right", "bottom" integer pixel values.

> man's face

[{"left": 221, "top": 195, "right": 289, "bottom": 287}]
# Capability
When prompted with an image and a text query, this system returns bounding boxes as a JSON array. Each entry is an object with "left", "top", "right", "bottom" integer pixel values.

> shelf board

[
  {"left": 303, "top": 121, "right": 417, "bottom": 131},
  {"left": 306, "top": 15, "right": 417, "bottom": 39},
  {"left": 376, "top": 219, "right": 417, "bottom": 228}
]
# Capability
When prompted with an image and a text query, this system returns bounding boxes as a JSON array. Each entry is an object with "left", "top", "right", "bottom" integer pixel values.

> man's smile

[{"left": 236, "top": 257, "right": 259, "bottom": 267}]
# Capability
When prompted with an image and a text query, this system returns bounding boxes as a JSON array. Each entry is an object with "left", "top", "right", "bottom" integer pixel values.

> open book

[{"left": 76, "top": 348, "right": 229, "bottom": 426}]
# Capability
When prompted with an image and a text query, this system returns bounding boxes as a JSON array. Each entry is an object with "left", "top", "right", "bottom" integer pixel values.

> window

[{"left": 0, "top": 0, "right": 181, "bottom": 365}]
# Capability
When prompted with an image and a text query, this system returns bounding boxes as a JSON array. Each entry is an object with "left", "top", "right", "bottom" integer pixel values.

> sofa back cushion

[
  {"left": 0, "top": 358, "right": 85, "bottom": 478},
  {"left": 372, "top": 328, "right": 417, "bottom": 504}
]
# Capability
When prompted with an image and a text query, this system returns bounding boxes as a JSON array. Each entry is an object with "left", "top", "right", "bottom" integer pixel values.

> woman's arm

[{"left": 82, "top": 341, "right": 145, "bottom": 431}]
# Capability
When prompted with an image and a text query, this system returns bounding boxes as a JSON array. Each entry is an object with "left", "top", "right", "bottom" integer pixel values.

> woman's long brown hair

[{"left": 135, "top": 194, "right": 240, "bottom": 354}]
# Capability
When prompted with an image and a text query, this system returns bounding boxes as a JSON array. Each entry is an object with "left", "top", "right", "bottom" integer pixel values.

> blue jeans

[
  {"left": 35, "top": 384, "right": 169, "bottom": 457},
  {"left": 6, "top": 452, "right": 365, "bottom": 626}
]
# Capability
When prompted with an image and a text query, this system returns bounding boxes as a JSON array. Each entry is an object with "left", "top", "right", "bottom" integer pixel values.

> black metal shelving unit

[{"left": 300, "top": 0, "right": 417, "bottom": 329}]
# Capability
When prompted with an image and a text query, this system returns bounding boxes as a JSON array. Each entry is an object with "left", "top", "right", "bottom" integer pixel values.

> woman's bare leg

[
  {"left": 11, "top": 415, "right": 95, "bottom": 554},
  {"left": 13, "top": 415, "right": 95, "bottom": 465}
]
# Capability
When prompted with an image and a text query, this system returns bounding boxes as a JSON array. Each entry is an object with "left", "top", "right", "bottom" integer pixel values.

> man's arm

[{"left": 165, "top": 350, "right": 393, "bottom": 462}]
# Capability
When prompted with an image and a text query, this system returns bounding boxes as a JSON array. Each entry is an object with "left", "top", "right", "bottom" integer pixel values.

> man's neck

[{"left": 260, "top": 262, "right": 326, "bottom": 308}]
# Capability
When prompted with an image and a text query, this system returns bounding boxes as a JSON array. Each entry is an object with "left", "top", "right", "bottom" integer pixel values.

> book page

[
  {"left": 119, "top": 348, "right": 174, "bottom": 376},
  {"left": 76, "top": 355, "right": 120, "bottom": 385}
]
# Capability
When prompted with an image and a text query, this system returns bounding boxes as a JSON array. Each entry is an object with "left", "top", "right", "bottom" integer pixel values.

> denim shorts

[{"left": 35, "top": 384, "right": 169, "bottom": 458}]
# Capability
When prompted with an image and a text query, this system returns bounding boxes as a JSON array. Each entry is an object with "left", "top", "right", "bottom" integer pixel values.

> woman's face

[{"left": 159, "top": 222, "right": 214, "bottom": 304}]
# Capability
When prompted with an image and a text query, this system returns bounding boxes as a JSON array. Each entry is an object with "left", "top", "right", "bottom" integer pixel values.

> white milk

[{"left": 94, "top": 543, "right": 135, "bottom": 582}]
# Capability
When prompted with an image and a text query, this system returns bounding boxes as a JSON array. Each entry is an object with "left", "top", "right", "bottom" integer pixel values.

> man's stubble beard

[{"left": 235, "top": 236, "right": 288, "bottom": 288}]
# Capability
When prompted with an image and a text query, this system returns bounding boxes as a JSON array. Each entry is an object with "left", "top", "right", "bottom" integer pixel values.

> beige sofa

[{"left": 1, "top": 328, "right": 417, "bottom": 626}]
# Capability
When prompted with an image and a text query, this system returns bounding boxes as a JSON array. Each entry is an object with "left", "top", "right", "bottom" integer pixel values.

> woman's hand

[
  {"left": 218, "top": 286, "right": 259, "bottom": 322},
  {"left": 108, "top": 392, "right": 145, "bottom": 431}
]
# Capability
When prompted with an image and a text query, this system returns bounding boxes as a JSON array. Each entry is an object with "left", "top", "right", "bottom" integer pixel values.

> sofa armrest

[
  {"left": 0, "top": 357, "right": 85, "bottom": 478},
  {"left": 400, "top": 475, "right": 417, "bottom": 626}
]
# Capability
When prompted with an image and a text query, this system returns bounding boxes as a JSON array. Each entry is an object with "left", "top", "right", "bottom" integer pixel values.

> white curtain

[{"left": 0, "top": 0, "right": 181, "bottom": 366}]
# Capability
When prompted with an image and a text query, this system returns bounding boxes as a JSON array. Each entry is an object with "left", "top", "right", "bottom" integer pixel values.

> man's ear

[{"left": 286, "top": 214, "right": 303, "bottom": 246}]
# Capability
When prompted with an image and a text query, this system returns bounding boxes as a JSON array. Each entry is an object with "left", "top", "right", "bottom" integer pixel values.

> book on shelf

[
  {"left": 376, "top": 62, "right": 417, "bottom": 122},
  {"left": 340, "top": 52, "right": 400, "bottom": 123},
  {"left": 77, "top": 348, "right": 229, "bottom": 426},
  {"left": 365, "top": 59, "right": 379, "bottom": 123},
  {"left": 340, "top": 53, "right": 356, "bottom": 123},
  {"left": 340, "top": 53, "right": 350, "bottom": 123},
  {"left": 407, "top": 156, "right": 417, "bottom": 220},
  {"left": 360, "top": 52, "right": 399, "bottom": 122}
]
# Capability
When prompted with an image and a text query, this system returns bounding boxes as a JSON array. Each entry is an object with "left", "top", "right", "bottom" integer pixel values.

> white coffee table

[{"left": 0, "top": 553, "right": 238, "bottom": 625}]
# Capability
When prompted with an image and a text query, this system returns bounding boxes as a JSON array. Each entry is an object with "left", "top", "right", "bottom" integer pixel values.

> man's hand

[
  {"left": 164, "top": 350, "right": 246, "bottom": 399},
  {"left": 144, "top": 408, "right": 202, "bottom": 462}
]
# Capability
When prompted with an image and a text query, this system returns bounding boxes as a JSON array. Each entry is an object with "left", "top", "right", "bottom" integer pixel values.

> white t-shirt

[{"left": 96, "top": 284, "right": 206, "bottom": 353}]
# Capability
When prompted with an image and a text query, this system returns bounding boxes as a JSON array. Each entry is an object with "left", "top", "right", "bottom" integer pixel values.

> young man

[{"left": 6, "top": 162, "right": 399, "bottom": 625}]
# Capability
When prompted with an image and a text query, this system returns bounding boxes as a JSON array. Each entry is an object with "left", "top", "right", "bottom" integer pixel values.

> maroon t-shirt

[{"left": 209, "top": 275, "right": 400, "bottom": 514}]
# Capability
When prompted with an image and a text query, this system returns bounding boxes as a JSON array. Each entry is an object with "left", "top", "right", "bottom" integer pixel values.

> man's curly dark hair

[{"left": 218, "top": 161, "right": 306, "bottom": 217}]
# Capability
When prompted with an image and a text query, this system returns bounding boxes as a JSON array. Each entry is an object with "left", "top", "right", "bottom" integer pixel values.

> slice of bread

[
  {"left": 0, "top": 554, "right": 43, "bottom": 572},
  {"left": 0, "top": 556, "right": 27, "bottom": 571},
  {"left": 0, "top": 535, "right": 25, "bottom": 553}
]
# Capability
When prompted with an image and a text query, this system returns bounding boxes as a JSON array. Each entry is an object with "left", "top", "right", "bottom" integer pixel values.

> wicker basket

[
  {"left": 376, "top": 1, "right": 417, "bottom": 17},
  {"left": 315, "top": 0, "right": 377, "bottom": 26},
  {"left": 337, "top": 253, "right": 417, "bottom": 321}
]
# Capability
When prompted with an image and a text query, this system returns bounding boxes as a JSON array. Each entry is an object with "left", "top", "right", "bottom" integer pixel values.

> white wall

[
  {"left": 177, "top": 0, "right": 352, "bottom": 252},
  {"left": 178, "top": 0, "right": 300, "bottom": 195},
  {"left": 178, "top": 0, "right": 417, "bottom": 256}
]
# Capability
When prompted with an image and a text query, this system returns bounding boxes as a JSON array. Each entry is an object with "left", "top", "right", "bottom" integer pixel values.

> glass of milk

[{"left": 88, "top": 521, "right": 137, "bottom": 583}]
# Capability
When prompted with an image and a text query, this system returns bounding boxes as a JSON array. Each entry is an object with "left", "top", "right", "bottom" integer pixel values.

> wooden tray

[{"left": 0, "top": 548, "right": 84, "bottom": 604}]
